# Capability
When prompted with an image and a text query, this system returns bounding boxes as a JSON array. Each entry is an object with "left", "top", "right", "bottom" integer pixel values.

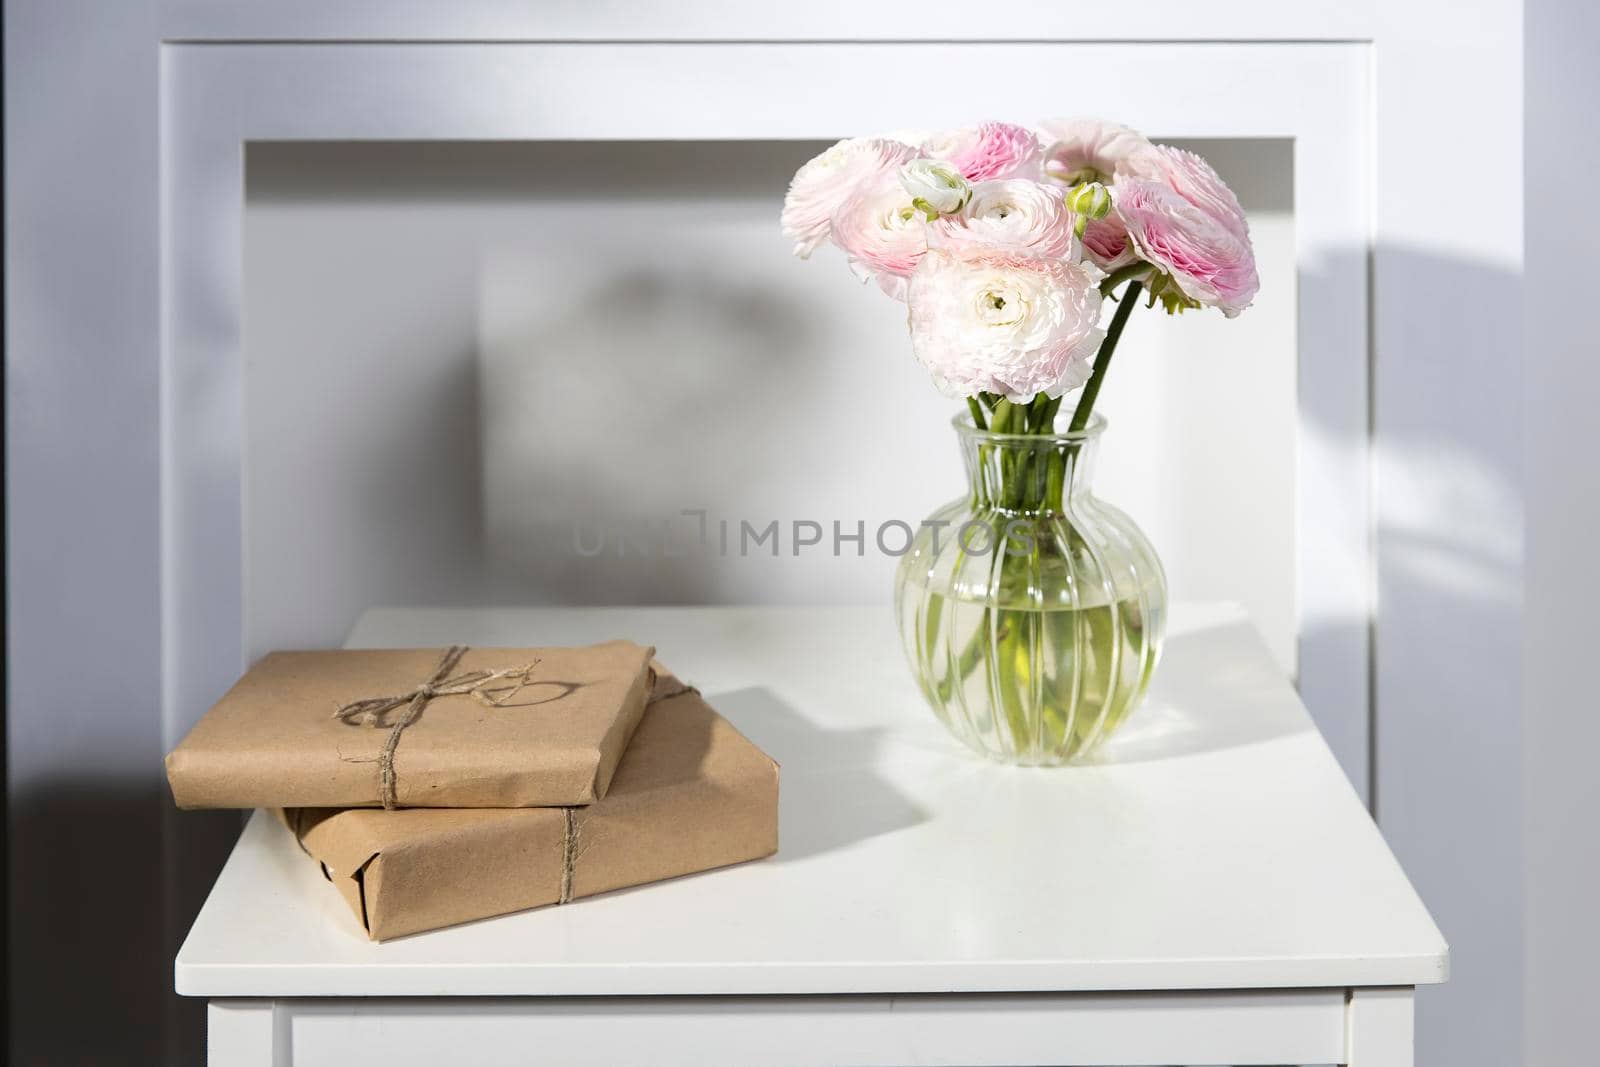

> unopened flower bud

[
  {"left": 1067, "top": 181, "right": 1112, "bottom": 219},
  {"left": 900, "top": 158, "right": 971, "bottom": 220},
  {"left": 1067, "top": 181, "right": 1112, "bottom": 237}
]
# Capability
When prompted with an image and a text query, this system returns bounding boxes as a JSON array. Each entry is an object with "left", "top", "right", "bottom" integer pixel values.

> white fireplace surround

[{"left": 6, "top": 4, "right": 1524, "bottom": 1065}]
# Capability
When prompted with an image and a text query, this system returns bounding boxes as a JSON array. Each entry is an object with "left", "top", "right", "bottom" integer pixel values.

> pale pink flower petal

[
  {"left": 1037, "top": 118, "right": 1163, "bottom": 185},
  {"left": 930, "top": 180, "right": 1076, "bottom": 261},
  {"left": 1079, "top": 216, "right": 1138, "bottom": 272},
  {"left": 829, "top": 171, "right": 929, "bottom": 297},
  {"left": 921, "top": 122, "right": 1043, "bottom": 183},
  {"left": 782, "top": 137, "right": 916, "bottom": 258},
  {"left": 1148, "top": 145, "right": 1251, "bottom": 243},
  {"left": 908, "top": 250, "right": 1105, "bottom": 401}
]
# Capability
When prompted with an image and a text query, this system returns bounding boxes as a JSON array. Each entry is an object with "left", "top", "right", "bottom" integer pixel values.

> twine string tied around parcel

[
  {"left": 559, "top": 808, "right": 578, "bottom": 904},
  {"left": 333, "top": 645, "right": 538, "bottom": 809}
]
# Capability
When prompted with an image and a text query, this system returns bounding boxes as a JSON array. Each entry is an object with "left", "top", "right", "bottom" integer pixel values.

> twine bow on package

[{"left": 166, "top": 642, "right": 656, "bottom": 810}]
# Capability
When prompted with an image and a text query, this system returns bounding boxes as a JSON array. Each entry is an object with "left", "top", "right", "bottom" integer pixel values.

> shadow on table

[
  {"left": 705, "top": 687, "right": 928, "bottom": 863},
  {"left": 1088, "top": 619, "right": 1313, "bottom": 767}
]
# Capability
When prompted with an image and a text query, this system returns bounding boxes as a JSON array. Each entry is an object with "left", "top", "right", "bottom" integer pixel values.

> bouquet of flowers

[
  {"left": 783, "top": 120, "right": 1260, "bottom": 764},
  {"left": 783, "top": 119, "right": 1258, "bottom": 441}
]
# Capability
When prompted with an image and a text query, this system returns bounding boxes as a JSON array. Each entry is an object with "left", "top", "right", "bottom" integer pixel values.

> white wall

[
  {"left": 243, "top": 138, "right": 1299, "bottom": 669},
  {"left": 3, "top": 1, "right": 189, "bottom": 1062},
  {"left": 1524, "top": 2, "right": 1600, "bottom": 1063}
]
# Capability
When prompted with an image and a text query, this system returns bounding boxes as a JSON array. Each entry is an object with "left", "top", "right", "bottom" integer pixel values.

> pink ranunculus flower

[
  {"left": 782, "top": 137, "right": 916, "bottom": 258},
  {"left": 829, "top": 170, "right": 929, "bottom": 300},
  {"left": 921, "top": 122, "right": 1043, "bottom": 183},
  {"left": 1113, "top": 161, "right": 1259, "bottom": 317},
  {"left": 1036, "top": 118, "right": 1163, "bottom": 186},
  {"left": 1148, "top": 145, "right": 1251, "bottom": 243},
  {"left": 1079, "top": 217, "right": 1137, "bottom": 271},
  {"left": 908, "top": 249, "right": 1106, "bottom": 402},
  {"left": 930, "top": 179, "right": 1077, "bottom": 261}
]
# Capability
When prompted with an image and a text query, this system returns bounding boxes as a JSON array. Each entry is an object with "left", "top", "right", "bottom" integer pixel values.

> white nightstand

[{"left": 177, "top": 603, "right": 1444, "bottom": 1066}]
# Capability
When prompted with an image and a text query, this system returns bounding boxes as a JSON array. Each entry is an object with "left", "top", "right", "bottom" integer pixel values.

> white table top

[{"left": 176, "top": 603, "right": 1446, "bottom": 998}]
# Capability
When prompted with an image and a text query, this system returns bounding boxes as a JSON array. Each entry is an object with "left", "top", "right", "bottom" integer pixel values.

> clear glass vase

[{"left": 894, "top": 413, "right": 1167, "bottom": 764}]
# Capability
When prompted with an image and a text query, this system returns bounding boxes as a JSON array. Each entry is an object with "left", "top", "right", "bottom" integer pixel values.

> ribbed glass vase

[{"left": 894, "top": 413, "right": 1167, "bottom": 764}]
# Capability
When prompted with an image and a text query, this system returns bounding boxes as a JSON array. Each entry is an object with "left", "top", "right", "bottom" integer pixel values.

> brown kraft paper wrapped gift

[
  {"left": 279, "top": 685, "right": 780, "bottom": 941},
  {"left": 166, "top": 642, "right": 655, "bottom": 810}
]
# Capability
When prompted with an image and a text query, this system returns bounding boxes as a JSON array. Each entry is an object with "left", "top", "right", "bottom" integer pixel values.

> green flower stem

[
  {"left": 997, "top": 398, "right": 1027, "bottom": 431},
  {"left": 1037, "top": 394, "right": 1063, "bottom": 429},
  {"left": 1068, "top": 278, "right": 1143, "bottom": 434},
  {"left": 983, "top": 399, "right": 1013, "bottom": 509},
  {"left": 1029, "top": 395, "right": 1065, "bottom": 511},
  {"left": 1025, "top": 395, "right": 1049, "bottom": 432},
  {"left": 1045, "top": 450, "right": 1067, "bottom": 511},
  {"left": 1097, "top": 262, "right": 1151, "bottom": 297},
  {"left": 996, "top": 401, "right": 1039, "bottom": 511}
]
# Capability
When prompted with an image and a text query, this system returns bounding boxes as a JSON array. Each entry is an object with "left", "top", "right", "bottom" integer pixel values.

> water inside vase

[{"left": 897, "top": 569, "right": 1164, "bottom": 763}]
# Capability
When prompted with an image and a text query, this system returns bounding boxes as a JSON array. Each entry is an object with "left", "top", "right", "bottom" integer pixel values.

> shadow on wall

[
  {"left": 479, "top": 267, "right": 823, "bottom": 604},
  {"left": 10, "top": 244, "right": 1520, "bottom": 1067},
  {"left": 1352, "top": 249, "right": 1522, "bottom": 1067},
  {"left": 9, "top": 784, "right": 237, "bottom": 1065},
  {"left": 242, "top": 139, "right": 870, "bottom": 656},
  {"left": 1276, "top": 245, "right": 1520, "bottom": 1067}
]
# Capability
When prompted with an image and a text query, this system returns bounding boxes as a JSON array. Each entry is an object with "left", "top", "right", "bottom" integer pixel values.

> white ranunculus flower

[
  {"left": 929, "top": 179, "right": 1079, "bottom": 262},
  {"left": 908, "top": 249, "right": 1106, "bottom": 402},
  {"left": 899, "top": 158, "right": 972, "bottom": 219},
  {"left": 781, "top": 137, "right": 915, "bottom": 258}
]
